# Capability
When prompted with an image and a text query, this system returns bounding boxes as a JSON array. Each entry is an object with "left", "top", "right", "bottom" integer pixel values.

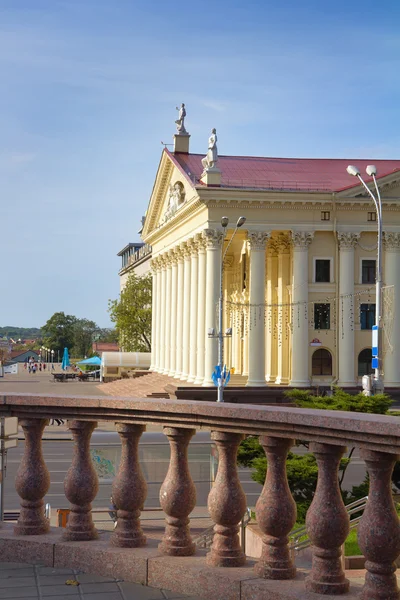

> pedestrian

[
  {"left": 32, "top": 365, "right": 36, "bottom": 374},
  {"left": 28, "top": 365, "right": 31, "bottom": 374},
  {"left": 52, "top": 364, "right": 55, "bottom": 371},
  {"left": 43, "top": 363, "right": 46, "bottom": 371},
  {"left": 39, "top": 364, "right": 42, "bottom": 372}
]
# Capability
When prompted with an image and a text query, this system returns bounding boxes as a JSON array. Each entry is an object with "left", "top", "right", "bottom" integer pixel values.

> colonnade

[{"left": 150, "top": 228, "right": 400, "bottom": 388}]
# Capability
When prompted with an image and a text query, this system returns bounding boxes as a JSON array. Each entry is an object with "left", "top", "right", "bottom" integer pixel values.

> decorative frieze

[
  {"left": 291, "top": 231, "right": 314, "bottom": 249},
  {"left": 247, "top": 231, "right": 271, "bottom": 251},
  {"left": 384, "top": 232, "right": 400, "bottom": 251},
  {"left": 203, "top": 229, "right": 224, "bottom": 249},
  {"left": 337, "top": 232, "right": 360, "bottom": 249}
]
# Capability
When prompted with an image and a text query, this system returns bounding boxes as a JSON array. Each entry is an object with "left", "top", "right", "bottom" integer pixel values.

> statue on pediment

[
  {"left": 175, "top": 103, "right": 187, "bottom": 134},
  {"left": 163, "top": 181, "right": 186, "bottom": 222},
  {"left": 201, "top": 128, "right": 218, "bottom": 171}
]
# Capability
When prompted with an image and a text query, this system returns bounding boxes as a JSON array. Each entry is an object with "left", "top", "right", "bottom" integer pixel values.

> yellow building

[{"left": 141, "top": 118, "right": 400, "bottom": 389}]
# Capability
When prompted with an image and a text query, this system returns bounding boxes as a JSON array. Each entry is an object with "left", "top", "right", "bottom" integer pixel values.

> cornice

[{"left": 143, "top": 196, "right": 205, "bottom": 245}]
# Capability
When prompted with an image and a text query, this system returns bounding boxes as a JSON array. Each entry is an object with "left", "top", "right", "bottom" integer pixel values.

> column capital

[
  {"left": 291, "top": 231, "right": 314, "bottom": 249},
  {"left": 384, "top": 232, "right": 400, "bottom": 251},
  {"left": 337, "top": 232, "right": 360, "bottom": 249},
  {"left": 203, "top": 228, "right": 224, "bottom": 249},
  {"left": 247, "top": 231, "right": 271, "bottom": 250},
  {"left": 194, "top": 232, "right": 207, "bottom": 252}
]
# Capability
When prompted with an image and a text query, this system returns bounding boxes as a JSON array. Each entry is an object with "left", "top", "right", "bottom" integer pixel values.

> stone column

[
  {"left": 111, "top": 424, "right": 147, "bottom": 548},
  {"left": 383, "top": 233, "right": 400, "bottom": 386},
  {"left": 290, "top": 232, "right": 313, "bottom": 387},
  {"left": 358, "top": 449, "right": 400, "bottom": 600},
  {"left": 276, "top": 236, "right": 291, "bottom": 385},
  {"left": 168, "top": 250, "right": 178, "bottom": 377},
  {"left": 265, "top": 248, "right": 275, "bottom": 382},
  {"left": 194, "top": 236, "right": 207, "bottom": 384},
  {"left": 163, "top": 254, "right": 173, "bottom": 375},
  {"left": 207, "top": 431, "right": 247, "bottom": 567},
  {"left": 203, "top": 229, "right": 223, "bottom": 386},
  {"left": 154, "top": 259, "right": 162, "bottom": 372},
  {"left": 63, "top": 421, "right": 98, "bottom": 541},
  {"left": 338, "top": 232, "right": 359, "bottom": 387},
  {"left": 188, "top": 239, "right": 199, "bottom": 382},
  {"left": 242, "top": 293, "right": 249, "bottom": 377},
  {"left": 247, "top": 232, "right": 270, "bottom": 386},
  {"left": 150, "top": 260, "right": 157, "bottom": 371},
  {"left": 305, "top": 443, "right": 349, "bottom": 594},
  {"left": 181, "top": 241, "right": 192, "bottom": 381},
  {"left": 255, "top": 437, "right": 296, "bottom": 579},
  {"left": 14, "top": 419, "right": 50, "bottom": 535},
  {"left": 174, "top": 247, "right": 185, "bottom": 379},
  {"left": 159, "top": 427, "right": 196, "bottom": 556},
  {"left": 159, "top": 257, "right": 167, "bottom": 374}
]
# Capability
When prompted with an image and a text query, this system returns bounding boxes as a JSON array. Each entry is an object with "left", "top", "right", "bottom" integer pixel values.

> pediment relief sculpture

[{"left": 162, "top": 181, "right": 186, "bottom": 224}]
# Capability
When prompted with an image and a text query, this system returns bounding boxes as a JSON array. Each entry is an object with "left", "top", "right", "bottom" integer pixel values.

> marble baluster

[
  {"left": 63, "top": 420, "right": 99, "bottom": 541},
  {"left": 254, "top": 437, "right": 296, "bottom": 579},
  {"left": 305, "top": 443, "right": 349, "bottom": 594},
  {"left": 358, "top": 449, "right": 400, "bottom": 600},
  {"left": 206, "top": 431, "right": 246, "bottom": 567},
  {"left": 111, "top": 423, "right": 147, "bottom": 548},
  {"left": 159, "top": 427, "right": 196, "bottom": 556},
  {"left": 14, "top": 419, "right": 50, "bottom": 535}
]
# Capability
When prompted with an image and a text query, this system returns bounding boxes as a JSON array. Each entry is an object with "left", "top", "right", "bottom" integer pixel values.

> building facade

[
  {"left": 118, "top": 242, "right": 152, "bottom": 291},
  {"left": 141, "top": 125, "right": 400, "bottom": 388}
]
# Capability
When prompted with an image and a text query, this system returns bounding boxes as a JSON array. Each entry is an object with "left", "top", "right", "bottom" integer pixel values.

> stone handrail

[{"left": 2, "top": 392, "right": 400, "bottom": 600}]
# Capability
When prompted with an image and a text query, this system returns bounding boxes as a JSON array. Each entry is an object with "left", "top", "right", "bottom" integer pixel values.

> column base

[
  {"left": 275, "top": 376, "right": 289, "bottom": 385},
  {"left": 173, "top": 372, "right": 181, "bottom": 379},
  {"left": 168, "top": 370, "right": 176, "bottom": 377},
  {"left": 246, "top": 380, "right": 267, "bottom": 387},
  {"left": 186, "top": 376, "right": 195, "bottom": 383},
  {"left": 202, "top": 380, "right": 213, "bottom": 387},
  {"left": 289, "top": 379, "right": 310, "bottom": 388},
  {"left": 193, "top": 376, "right": 204, "bottom": 385},
  {"left": 180, "top": 374, "right": 189, "bottom": 381}
]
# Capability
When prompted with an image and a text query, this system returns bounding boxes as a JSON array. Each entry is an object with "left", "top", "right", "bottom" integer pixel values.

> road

[{"left": 2, "top": 431, "right": 368, "bottom": 513}]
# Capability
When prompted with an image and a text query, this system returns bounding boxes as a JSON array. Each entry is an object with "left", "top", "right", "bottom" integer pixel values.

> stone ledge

[{"left": 0, "top": 525, "right": 365, "bottom": 600}]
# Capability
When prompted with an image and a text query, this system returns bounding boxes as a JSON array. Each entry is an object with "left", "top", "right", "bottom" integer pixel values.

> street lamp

[
  {"left": 209, "top": 216, "right": 246, "bottom": 402},
  {"left": 51, "top": 350, "right": 54, "bottom": 366},
  {"left": 346, "top": 164, "right": 383, "bottom": 392}
]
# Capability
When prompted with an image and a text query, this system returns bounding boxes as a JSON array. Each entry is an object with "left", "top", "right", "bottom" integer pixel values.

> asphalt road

[{"left": 2, "top": 431, "right": 368, "bottom": 514}]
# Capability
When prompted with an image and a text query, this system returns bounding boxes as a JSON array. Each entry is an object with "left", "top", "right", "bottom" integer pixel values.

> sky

[{"left": 1, "top": 0, "right": 399, "bottom": 328}]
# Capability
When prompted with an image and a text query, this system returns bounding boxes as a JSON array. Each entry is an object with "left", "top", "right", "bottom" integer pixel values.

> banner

[{"left": 4, "top": 364, "right": 18, "bottom": 374}]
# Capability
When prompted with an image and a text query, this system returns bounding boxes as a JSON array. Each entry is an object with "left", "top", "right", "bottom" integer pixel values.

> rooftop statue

[
  {"left": 201, "top": 128, "right": 218, "bottom": 171},
  {"left": 175, "top": 103, "right": 187, "bottom": 134}
]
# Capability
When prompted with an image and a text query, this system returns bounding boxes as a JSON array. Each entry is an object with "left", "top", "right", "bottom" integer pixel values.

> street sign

[
  {"left": 1, "top": 417, "right": 18, "bottom": 438},
  {"left": 0, "top": 438, "right": 17, "bottom": 450},
  {"left": 372, "top": 326, "right": 378, "bottom": 357},
  {"left": 372, "top": 357, "right": 379, "bottom": 369}
]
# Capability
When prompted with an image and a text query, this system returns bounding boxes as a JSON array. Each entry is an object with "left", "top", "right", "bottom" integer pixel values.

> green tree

[
  {"left": 41, "top": 312, "right": 77, "bottom": 357},
  {"left": 72, "top": 319, "right": 98, "bottom": 358},
  {"left": 108, "top": 273, "right": 152, "bottom": 352},
  {"left": 238, "top": 387, "right": 393, "bottom": 522}
]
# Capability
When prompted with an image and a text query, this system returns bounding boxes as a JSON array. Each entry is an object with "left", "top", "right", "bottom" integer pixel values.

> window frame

[
  {"left": 367, "top": 212, "right": 377, "bottom": 222},
  {"left": 312, "top": 348, "right": 333, "bottom": 376},
  {"left": 358, "top": 348, "right": 373, "bottom": 376},
  {"left": 313, "top": 257, "right": 333, "bottom": 284},
  {"left": 360, "top": 258, "right": 376, "bottom": 285},
  {"left": 360, "top": 303, "right": 376, "bottom": 330},
  {"left": 314, "top": 303, "right": 331, "bottom": 330}
]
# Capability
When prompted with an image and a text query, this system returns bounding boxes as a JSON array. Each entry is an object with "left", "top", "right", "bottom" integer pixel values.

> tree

[
  {"left": 72, "top": 319, "right": 98, "bottom": 358},
  {"left": 237, "top": 387, "right": 393, "bottom": 522},
  {"left": 41, "top": 312, "right": 77, "bottom": 357},
  {"left": 108, "top": 273, "right": 152, "bottom": 352}
]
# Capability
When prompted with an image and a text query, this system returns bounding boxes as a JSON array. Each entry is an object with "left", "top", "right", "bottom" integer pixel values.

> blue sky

[{"left": 1, "top": 0, "right": 399, "bottom": 328}]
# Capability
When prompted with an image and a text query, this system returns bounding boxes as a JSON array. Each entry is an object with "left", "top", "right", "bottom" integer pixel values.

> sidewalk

[{"left": 0, "top": 561, "right": 204, "bottom": 599}]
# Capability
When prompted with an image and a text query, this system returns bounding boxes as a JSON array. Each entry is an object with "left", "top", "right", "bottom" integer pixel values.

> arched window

[
  {"left": 312, "top": 349, "right": 332, "bottom": 376},
  {"left": 358, "top": 348, "right": 373, "bottom": 376}
]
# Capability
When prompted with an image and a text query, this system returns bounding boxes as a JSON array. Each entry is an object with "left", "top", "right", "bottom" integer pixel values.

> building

[
  {"left": 92, "top": 341, "right": 120, "bottom": 356},
  {"left": 118, "top": 242, "right": 152, "bottom": 291},
  {"left": 8, "top": 350, "right": 41, "bottom": 363},
  {"left": 140, "top": 114, "right": 400, "bottom": 389}
]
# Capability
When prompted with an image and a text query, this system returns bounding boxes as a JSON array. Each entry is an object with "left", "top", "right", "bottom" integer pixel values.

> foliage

[
  {"left": 72, "top": 319, "right": 98, "bottom": 358},
  {"left": 95, "top": 328, "right": 119, "bottom": 344},
  {"left": 41, "top": 312, "right": 77, "bottom": 357},
  {"left": 108, "top": 273, "right": 152, "bottom": 352},
  {"left": 0, "top": 326, "right": 42, "bottom": 340},
  {"left": 240, "top": 387, "right": 394, "bottom": 523}
]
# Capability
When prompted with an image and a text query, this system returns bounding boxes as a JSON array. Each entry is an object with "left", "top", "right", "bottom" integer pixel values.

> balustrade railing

[{"left": 1, "top": 393, "right": 400, "bottom": 600}]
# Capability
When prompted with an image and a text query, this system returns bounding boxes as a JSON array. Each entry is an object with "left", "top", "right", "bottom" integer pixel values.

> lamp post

[
  {"left": 209, "top": 216, "right": 246, "bottom": 402},
  {"left": 346, "top": 164, "right": 383, "bottom": 392},
  {"left": 51, "top": 350, "right": 54, "bottom": 366}
]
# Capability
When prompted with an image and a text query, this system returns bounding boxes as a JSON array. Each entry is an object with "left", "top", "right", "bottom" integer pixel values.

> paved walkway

[{"left": 0, "top": 562, "right": 204, "bottom": 600}]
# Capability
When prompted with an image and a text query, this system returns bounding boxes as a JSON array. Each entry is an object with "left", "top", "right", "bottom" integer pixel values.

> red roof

[{"left": 168, "top": 150, "right": 400, "bottom": 193}]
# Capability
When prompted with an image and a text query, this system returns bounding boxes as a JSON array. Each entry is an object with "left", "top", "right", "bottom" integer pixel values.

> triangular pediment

[
  {"left": 141, "top": 150, "right": 197, "bottom": 239},
  {"left": 337, "top": 170, "right": 400, "bottom": 201}
]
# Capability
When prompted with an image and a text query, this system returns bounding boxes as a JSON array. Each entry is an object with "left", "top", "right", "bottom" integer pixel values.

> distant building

[
  {"left": 9, "top": 350, "right": 41, "bottom": 363},
  {"left": 92, "top": 342, "right": 120, "bottom": 356},
  {"left": 118, "top": 242, "right": 152, "bottom": 291}
]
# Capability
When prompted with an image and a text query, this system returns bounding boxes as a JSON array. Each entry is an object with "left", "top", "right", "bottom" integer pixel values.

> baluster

[
  {"left": 358, "top": 449, "right": 400, "bottom": 600},
  {"left": 14, "top": 419, "right": 50, "bottom": 535},
  {"left": 159, "top": 427, "right": 196, "bottom": 556},
  {"left": 254, "top": 437, "right": 296, "bottom": 579},
  {"left": 305, "top": 443, "right": 349, "bottom": 594},
  {"left": 63, "top": 420, "right": 98, "bottom": 541},
  {"left": 111, "top": 423, "right": 147, "bottom": 548},
  {"left": 206, "top": 431, "right": 246, "bottom": 567}
]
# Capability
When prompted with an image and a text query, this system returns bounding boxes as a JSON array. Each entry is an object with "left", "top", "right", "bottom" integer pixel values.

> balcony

[{"left": 1, "top": 393, "right": 399, "bottom": 600}]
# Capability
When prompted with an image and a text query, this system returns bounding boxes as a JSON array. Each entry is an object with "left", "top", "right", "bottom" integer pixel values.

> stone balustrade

[{"left": 1, "top": 393, "right": 400, "bottom": 600}]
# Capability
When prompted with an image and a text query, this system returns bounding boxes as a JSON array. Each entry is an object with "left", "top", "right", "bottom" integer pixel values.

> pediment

[
  {"left": 141, "top": 150, "right": 196, "bottom": 239},
  {"left": 337, "top": 171, "right": 400, "bottom": 202}
]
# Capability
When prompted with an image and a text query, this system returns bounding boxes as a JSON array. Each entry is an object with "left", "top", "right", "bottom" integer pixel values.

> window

[
  {"left": 358, "top": 348, "right": 373, "bottom": 376},
  {"left": 314, "top": 304, "right": 330, "bottom": 330},
  {"left": 367, "top": 212, "right": 377, "bottom": 222},
  {"left": 242, "top": 254, "right": 247, "bottom": 291},
  {"left": 315, "top": 259, "right": 331, "bottom": 283},
  {"left": 312, "top": 349, "right": 332, "bottom": 376},
  {"left": 362, "top": 260, "right": 376, "bottom": 284},
  {"left": 360, "top": 303, "right": 376, "bottom": 330},
  {"left": 321, "top": 211, "right": 330, "bottom": 221}
]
